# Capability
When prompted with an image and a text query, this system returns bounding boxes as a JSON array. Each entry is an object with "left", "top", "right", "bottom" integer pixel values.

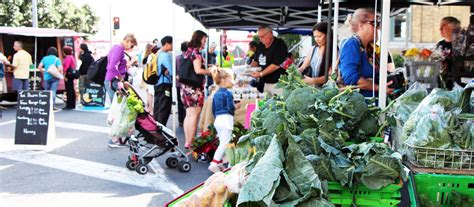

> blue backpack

[{"left": 0, "top": 61, "right": 4, "bottom": 79}]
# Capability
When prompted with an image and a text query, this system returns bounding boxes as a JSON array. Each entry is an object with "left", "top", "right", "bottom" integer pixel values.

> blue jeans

[
  {"left": 44, "top": 78, "right": 59, "bottom": 105},
  {"left": 104, "top": 79, "right": 117, "bottom": 103},
  {"left": 13, "top": 78, "right": 30, "bottom": 91}
]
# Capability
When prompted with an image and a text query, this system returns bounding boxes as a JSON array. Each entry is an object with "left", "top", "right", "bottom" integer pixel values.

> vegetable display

[{"left": 231, "top": 66, "right": 405, "bottom": 206}]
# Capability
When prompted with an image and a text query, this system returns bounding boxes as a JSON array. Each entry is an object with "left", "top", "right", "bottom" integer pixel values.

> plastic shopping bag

[
  {"left": 110, "top": 99, "right": 137, "bottom": 137},
  {"left": 106, "top": 93, "right": 123, "bottom": 126}
]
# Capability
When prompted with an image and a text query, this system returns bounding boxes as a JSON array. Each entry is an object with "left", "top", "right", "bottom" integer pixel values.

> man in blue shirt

[{"left": 154, "top": 36, "right": 173, "bottom": 125}]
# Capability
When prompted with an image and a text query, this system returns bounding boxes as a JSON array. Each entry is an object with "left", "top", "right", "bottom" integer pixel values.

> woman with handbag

[
  {"left": 180, "top": 30, "right": 213, "bottom": 150},
  {"left": 298, "top": 22, "right": 334, "bottom": 87},
  {"left": 38, "top": 47, "right": 63, "bottom": 111},
  {"left": 62, "top": 46, "right": 77, "bottom": 110}
]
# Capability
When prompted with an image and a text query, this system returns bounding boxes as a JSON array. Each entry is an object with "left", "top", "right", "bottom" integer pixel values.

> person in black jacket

[{"left": 78, "top": 43, "right": 95, "bottom": 99}]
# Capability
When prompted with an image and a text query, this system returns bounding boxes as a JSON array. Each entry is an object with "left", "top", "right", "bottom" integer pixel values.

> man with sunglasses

[
  {"left": 338, "top": 8, "right": 394, "bottom": 98},
  {"left": 250, "top": 25, "right": 288, "bottom": 96}
]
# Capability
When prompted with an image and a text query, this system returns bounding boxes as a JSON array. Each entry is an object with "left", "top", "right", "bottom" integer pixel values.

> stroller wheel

[
  {"left": 166, "top": 157, "right": 179, "bottom": 168},
  {"left": 136, "top": 164, "right": 148, "bottom": 175},
  {"left": 126, "top": 160, "right": 138, "bottom": 170},
  {"left": 178, "top": 161, "right": 191, "bottom": 173}
]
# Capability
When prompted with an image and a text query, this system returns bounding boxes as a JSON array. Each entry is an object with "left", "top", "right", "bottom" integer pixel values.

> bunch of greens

[
  {"left": 126, "top": 89, "right": 144, "bottom": 114},
  {"left": 402, "top": 88, "right": 471, "bottom": 149}
]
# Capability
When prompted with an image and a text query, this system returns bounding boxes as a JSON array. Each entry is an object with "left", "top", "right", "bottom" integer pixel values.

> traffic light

[{"left": 113, "top": 17, "right": 120, "bottom": 30}]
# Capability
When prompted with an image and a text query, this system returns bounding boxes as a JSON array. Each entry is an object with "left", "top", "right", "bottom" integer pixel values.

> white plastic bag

[
  {"left": 107, "top": 93, "right": 123, "bottom": 126},
  {"left": 110, "top": 95, "right": 137, "bottom": 137}
]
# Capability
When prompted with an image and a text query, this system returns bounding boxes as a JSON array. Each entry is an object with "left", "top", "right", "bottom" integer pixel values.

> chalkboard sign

[
  {"left": 15, "top": 90, "right": 54, "bottom": 145},
  {"left": 81, "top": 83, "right": 105, "bottom": 106}
]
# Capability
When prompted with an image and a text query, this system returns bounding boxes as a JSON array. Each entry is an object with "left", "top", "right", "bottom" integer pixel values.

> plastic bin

[
  {"left": 405, "top": 61, "right": 441, "bottom": 92},
  {"left": 327, "top": 181, "right": 402, "bottom": 207},
  {"left": 413, "top": 173, "right": 474, "bottom": 207}
]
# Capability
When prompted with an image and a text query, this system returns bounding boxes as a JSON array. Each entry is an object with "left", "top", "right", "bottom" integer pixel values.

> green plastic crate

[
  {"left": 327, "top": 181, "right": 402, "bottom": 207},
  {"left": 414, "top": 173, "right": 474, "bottom": 207}
]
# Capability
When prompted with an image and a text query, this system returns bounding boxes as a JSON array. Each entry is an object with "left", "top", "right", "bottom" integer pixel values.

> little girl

[{"left": 209, "top": 69, "right": 235, "bottom": 173}]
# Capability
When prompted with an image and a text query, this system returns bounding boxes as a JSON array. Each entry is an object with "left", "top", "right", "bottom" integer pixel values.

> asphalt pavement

[{"left": 0, "top": 104, "right": 213, "bottom": 207}]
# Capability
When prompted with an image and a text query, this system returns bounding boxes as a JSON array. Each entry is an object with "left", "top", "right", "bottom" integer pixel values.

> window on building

[{"left": 392, "top": 14, "right": 407, "bottom": 41}]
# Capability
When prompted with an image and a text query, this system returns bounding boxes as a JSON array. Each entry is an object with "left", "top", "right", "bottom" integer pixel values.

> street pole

[
  {"left": 109, "top": 1, "right": 112, "bottom": 49},
  {"left": 32, "top": 0, "right": 38, "bottom": 91},
  {"left": 172, "top": 3, "right": 177, "bottom": 134}
]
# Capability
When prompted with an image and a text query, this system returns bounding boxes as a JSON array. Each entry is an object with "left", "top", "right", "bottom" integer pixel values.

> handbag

[
  {"left": 178, "top": 55, "right": 204, "bottom": 88},
  {"left": 47, "top": 58, "right": 64, "bottom": 79},
  {"left": 66, "top": 67, "right": 80, "bottom": 79},
  {"left": 301, "top": 46, "right": 318, "bottom": 77}
]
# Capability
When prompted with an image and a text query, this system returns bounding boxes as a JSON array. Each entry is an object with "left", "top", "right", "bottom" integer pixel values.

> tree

[
  {"left": 279, "top": 34, "right": 301, "bottom": 58},
  {"left": 0, "top": 0, "right": 99, "bottom": 34}
]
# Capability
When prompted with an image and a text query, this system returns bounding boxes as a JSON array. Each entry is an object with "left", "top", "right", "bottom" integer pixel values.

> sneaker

[
  {"left": 208, "top": 162, "right": 221, "bottom": 173},
  {"left": 108, "top": 139, "right": 128, "bottom": 148}
]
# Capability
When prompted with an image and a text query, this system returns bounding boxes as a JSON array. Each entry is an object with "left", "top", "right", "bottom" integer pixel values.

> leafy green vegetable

[
  {"left": 237, "top": 137, "right": 285, "bottom": 207},
  {"left": 360, "top": 155, "right": 405, "bottom": 190}
]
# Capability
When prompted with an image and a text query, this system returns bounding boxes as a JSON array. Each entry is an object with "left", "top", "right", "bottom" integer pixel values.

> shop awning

[{"left": 0, "top": 26, "right": 87, "bottom": 37}]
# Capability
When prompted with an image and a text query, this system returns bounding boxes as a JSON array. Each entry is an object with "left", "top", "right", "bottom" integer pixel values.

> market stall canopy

[
  {"left": 0, "top": 26, "right": 87, "bottom": 37},
  {"left": 173, "top": 0, "right": 472, "bottom": 30}
]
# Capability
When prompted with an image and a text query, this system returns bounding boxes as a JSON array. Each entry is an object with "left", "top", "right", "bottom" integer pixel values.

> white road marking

[
  {"left": 0, "top": 120, "right": 15, "bottom": 126},
  {"left": 0, "top": 192, "right": 162, "bottom": 207},
  {"left": 0, "top": 150, "right": 184, "bottom": 197},
  {"left": 0, "top": 164, "right": 13, "bottom": 171},
  {"left": 55, "top": 121, "right": 110, "bottom": 134}
]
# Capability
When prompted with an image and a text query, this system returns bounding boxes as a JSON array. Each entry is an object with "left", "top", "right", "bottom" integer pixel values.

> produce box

[
  {"left": 411, "top": 173, "right": 474, "bottom": 207},
  {"left": 405, "top": 61, "right": 441, "bottom": 92},
  {"left": 405, "top": 143, "right": 474, "bottom": 175},
  {"left": 327, "top": 181, "right": 402, "bottom": 207},
  {"left": 165, "top": 183, "right": 231, "bottom": 207}
]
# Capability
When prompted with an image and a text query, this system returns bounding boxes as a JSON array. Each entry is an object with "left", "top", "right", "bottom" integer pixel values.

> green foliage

[
  {"left": 279, "top": 34, "right": 301, "bottom": 59},
  {"left": 0, "top": 0, "right": 99, "bottom": 34},
  {"left": 392, "top": 54, "right": 404, "bottom": 68}
]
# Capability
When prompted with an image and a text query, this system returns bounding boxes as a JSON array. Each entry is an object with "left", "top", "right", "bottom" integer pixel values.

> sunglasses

[{"left": 366, "top": 21, "right": 380, "bottom": 28}]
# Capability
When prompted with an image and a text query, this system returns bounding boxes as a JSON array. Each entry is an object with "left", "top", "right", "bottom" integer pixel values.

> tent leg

[
  {"left": 378, "top": 0, "right": 391, "bottom": 109},
  {"left": 324, "top": 0, "right": 333, "bottom": 83}
]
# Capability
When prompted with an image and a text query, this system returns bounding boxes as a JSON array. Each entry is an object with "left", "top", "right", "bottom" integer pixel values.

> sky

[{"left": 69, "top": 0, "right": 253, "bottom": 52}]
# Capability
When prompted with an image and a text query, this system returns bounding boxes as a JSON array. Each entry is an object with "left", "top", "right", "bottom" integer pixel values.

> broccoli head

[{"left": 285, "top": 86, "right": 318, "bottom": 115}]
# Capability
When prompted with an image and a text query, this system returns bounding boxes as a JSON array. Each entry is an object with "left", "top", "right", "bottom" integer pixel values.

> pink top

[{"left": 62, "top": 55, "right": 76, "bottom": 73}]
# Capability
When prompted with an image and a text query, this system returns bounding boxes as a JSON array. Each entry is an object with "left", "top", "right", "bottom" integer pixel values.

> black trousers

[
  {"left": 154, "top": 84, "right": 172, "bottom": 126},
  {"left": 176, "top": 87, "right": 186, "bottom": 124},
  {"left": 65, "top": 78, "right": 75, "bottom": 109}
]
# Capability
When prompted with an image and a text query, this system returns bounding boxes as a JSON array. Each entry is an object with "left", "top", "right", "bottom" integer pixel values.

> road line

[
  {"left": 0, "top": 150, "right": 184, "bottom": 197},
  {"left": 55, "top": 121, "right": 110, "bottom": 134},
  {"left": 0, "top": 120, "right": 15, "bottom": 126}
]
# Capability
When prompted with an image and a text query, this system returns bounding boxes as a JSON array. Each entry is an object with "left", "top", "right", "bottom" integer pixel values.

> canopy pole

[
  {"left": 378, "top": 0, "right": 391, "bottom": 109},
  {"left": 324, "top": 0, "right": 333, "bottom": 83},
  {"left": 332, "top": 0, "right": 339, "bottom": 76},
  {"left": 172, "top": 3, "right": 177, "bottom": 134},
  {"left": 317, "top": 0, "right": 322, "bottom": 23},
  {"left": 32, "top": 0, "right": 38, "bottom": 90}
]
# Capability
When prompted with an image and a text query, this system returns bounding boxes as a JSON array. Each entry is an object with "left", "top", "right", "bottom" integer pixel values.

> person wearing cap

[
  {"left": 105, "top": 33, "right": 137, "bottom": 148},
  {"left": 153, "top": 36, "right": 173, "bottom": 126}
]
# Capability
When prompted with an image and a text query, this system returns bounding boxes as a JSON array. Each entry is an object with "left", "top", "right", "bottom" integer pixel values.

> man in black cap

[{"left": 154, "top": 36, "right": 173, "bottom": 126}]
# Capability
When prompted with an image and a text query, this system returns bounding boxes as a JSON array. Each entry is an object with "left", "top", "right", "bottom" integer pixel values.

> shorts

[{"left": 180, "top": 84, "right": 204, "bottom": 108}]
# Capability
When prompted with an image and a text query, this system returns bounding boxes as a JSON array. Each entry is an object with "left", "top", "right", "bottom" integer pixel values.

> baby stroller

[{"left": 121, "top": 82, "right": 191, "bottom": 174}]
